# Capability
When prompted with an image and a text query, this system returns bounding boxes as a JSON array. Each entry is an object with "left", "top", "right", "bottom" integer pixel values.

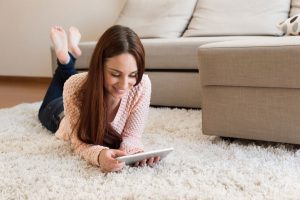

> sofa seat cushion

[
  {"left": 198, "top": 36, "right": 300, "bottom": 89},
  {"left": 142, "top": 36, "right": 272, "bottom": 70}
]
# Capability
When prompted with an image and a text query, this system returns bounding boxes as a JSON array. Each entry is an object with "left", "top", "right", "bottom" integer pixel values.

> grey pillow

[
  {"left": 183, "top": 0, "right": 291, "bottom": 37},
  {"left": 115, "top": 0, "right": 197, "bottom": 38},
  {"left": 278, "top": 14, "right": 300, "bottom": 35}
]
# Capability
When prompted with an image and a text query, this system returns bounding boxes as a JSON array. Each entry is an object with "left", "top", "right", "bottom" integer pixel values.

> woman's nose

[{"left": 119, "top": 77, "right": 129, "bottom": 90}]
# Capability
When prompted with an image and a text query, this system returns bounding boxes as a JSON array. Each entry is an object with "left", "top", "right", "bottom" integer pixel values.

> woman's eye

[
  {"left": 111, "top": 73, "right": 120, "bottom": 77},
  {"left": 130, "top": 73, "right": 137, "bottom": 78}
]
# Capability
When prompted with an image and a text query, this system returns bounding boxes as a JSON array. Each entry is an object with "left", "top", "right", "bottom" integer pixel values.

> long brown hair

[{"left": 76, "top": 25, "right": 145, "bottom": 147}]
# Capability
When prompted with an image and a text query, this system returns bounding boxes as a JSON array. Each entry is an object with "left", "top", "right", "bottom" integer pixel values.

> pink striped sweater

[{"left": 55, "top": 72, "right": 151, "bottom": 166}]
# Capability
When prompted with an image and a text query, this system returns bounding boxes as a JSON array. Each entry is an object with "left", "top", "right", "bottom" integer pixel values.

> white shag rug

[{"left": 1, "top": 102, "right": 300, "bottom": 200}]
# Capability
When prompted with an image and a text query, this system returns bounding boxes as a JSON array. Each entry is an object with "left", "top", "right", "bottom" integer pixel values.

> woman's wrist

[{"left": 97, "top": 148, "right": 108, "bottom": 167}]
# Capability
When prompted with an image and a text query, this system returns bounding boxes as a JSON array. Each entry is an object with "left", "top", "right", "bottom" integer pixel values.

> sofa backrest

[
  {"left": 115, "top": 0, "right": 197, "bottom": 38},
  {"left": 116, "top": 0, "right": 296, "bottom": 38},
  {"left": 183, "top": 0, "right": 291, "bottom": 37}
]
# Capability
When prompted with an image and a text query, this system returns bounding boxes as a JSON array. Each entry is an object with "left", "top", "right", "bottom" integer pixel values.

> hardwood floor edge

[{"left": 0, "top": 76, "right": 52, "bottom": 83}]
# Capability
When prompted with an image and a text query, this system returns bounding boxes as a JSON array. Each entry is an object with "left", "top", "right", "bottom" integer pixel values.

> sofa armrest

[
  {"left": 197, "top": 36, "right": 300, "bottom": 89},
  {"left": 197, "top": 36, "right": 300, "bottom": 144}
]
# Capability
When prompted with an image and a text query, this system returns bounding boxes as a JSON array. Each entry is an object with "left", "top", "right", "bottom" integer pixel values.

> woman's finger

[
  {"left": 114, "top": 150, "right": 127, "bottom": 157},
  {"left": 134, "top": 161, "right": 140, "bottom": 167},
  {"left": 140, "top": 159, "right": 147, "bottom": 167},
  {"left": 147, "top": 157, "right": 154, "bottom": 166},
  {"left": 153, "top": 156, "right": 160, "bottom": 164},
  {"left": 111, "top": 165, "right": 124, "bottom": 172}
]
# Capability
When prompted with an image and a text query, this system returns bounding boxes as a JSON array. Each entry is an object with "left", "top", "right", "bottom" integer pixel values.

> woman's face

[{"left": 104, "top": 53, "right": 138, "bottom": 99}]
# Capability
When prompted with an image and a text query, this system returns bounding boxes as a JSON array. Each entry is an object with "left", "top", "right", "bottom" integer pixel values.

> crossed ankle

[{"left": 57, "top": 52, "right": 70, "bottom": 65}]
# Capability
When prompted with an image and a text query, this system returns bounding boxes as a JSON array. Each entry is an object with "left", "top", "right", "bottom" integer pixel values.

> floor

[{"left": 0, "top": 77, "right": 51, "bottom": 108}]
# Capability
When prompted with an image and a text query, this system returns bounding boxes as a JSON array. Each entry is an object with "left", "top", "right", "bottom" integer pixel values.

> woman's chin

[
  {"left": 113, "top": 94, "right": 123, "bottom": 99},
  {"left": 110, "top": 91, "right": 125, "bottom": 99}
]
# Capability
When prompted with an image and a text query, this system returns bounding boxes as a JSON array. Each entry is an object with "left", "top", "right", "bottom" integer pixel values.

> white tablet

[{"left": 116, "top": 148, "right": 174, "bottom": 165}]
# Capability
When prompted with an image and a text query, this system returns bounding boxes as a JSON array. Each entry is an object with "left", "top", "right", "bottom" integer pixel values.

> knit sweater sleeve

[
  {"left": 63, "top": 73, "right": 107, "bottom": 166},
  {"left": 120, "top": 76, "right": 151, "bottom": 154}
]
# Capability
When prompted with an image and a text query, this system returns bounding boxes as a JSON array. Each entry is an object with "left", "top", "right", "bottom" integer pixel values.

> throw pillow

[
  {"left": 115, "top": 0, "right": 197, "bottom": 38},
  {"left": 290, "top": 0, "right": 300, "bottom": 17},
  {"left": 278, "top": 14, "right": 300, "bottom": 35},
  {"left": 183, "top": 0, "right": 291, "bottom": 37}
]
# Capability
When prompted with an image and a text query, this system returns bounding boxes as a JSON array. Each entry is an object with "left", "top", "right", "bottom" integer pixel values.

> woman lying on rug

[{"left": 38, "top": 25, "right": 160, "bottom": 173}]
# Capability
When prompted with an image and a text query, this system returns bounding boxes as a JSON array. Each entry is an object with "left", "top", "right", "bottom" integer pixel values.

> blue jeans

[{"left": 38, "top": 53, "right": 77, "bottom": 133}]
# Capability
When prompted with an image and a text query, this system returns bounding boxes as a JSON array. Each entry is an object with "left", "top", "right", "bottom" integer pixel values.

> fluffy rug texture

[{"left": 1, "top": 102, "right": 300, "bottom": 200}]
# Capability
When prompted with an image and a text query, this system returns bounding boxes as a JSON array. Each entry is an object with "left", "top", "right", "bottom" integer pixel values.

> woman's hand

[
  {"left": 98, "top": 149, "right": 126, "bottom": 173},
  {"left": 134, "top": 156, "right": 160, "bottom": 167}
]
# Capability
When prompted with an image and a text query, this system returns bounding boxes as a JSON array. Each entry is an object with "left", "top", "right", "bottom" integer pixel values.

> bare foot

[
  {"left": 68, "top": 26, "right": 82, "bottom": 58},
  {"left": 50, "top": 26, "right": 70, "bottom": 64}
]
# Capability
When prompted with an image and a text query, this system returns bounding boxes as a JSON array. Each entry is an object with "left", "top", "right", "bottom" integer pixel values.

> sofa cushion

[
  {"left": 115, "top": 0, "right": 197, "bottom": 38},
  {"left": 183, "top": 0, "right": 290, "bottom": 37},
  {"left": 290, "top": 0, "right": 300, "bottom": 17},
  {"left": 142, "top": 36, "right": 272, "bottom": 69}
]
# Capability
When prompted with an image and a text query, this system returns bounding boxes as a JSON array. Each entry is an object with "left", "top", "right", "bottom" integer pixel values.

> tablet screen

[{"left": 116, "top": 148, "right": 173, "bottom": 165}]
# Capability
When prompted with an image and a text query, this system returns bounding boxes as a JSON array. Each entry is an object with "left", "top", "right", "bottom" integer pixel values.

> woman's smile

[{"left": 113, "top": 86, "right": 126, "bottom": 96}]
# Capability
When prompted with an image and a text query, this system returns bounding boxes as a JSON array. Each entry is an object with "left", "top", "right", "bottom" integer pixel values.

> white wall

[{"left": 0, "top": 0, "right": 126, "bottom": 77}]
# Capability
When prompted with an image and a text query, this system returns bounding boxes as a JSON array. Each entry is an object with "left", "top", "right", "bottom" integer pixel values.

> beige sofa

[
  {"left": 51, "top": 0, "right": 300, "bottom": 143},
  {"left": 52, "top": 0, "right": 300, "bottom": 108}
]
